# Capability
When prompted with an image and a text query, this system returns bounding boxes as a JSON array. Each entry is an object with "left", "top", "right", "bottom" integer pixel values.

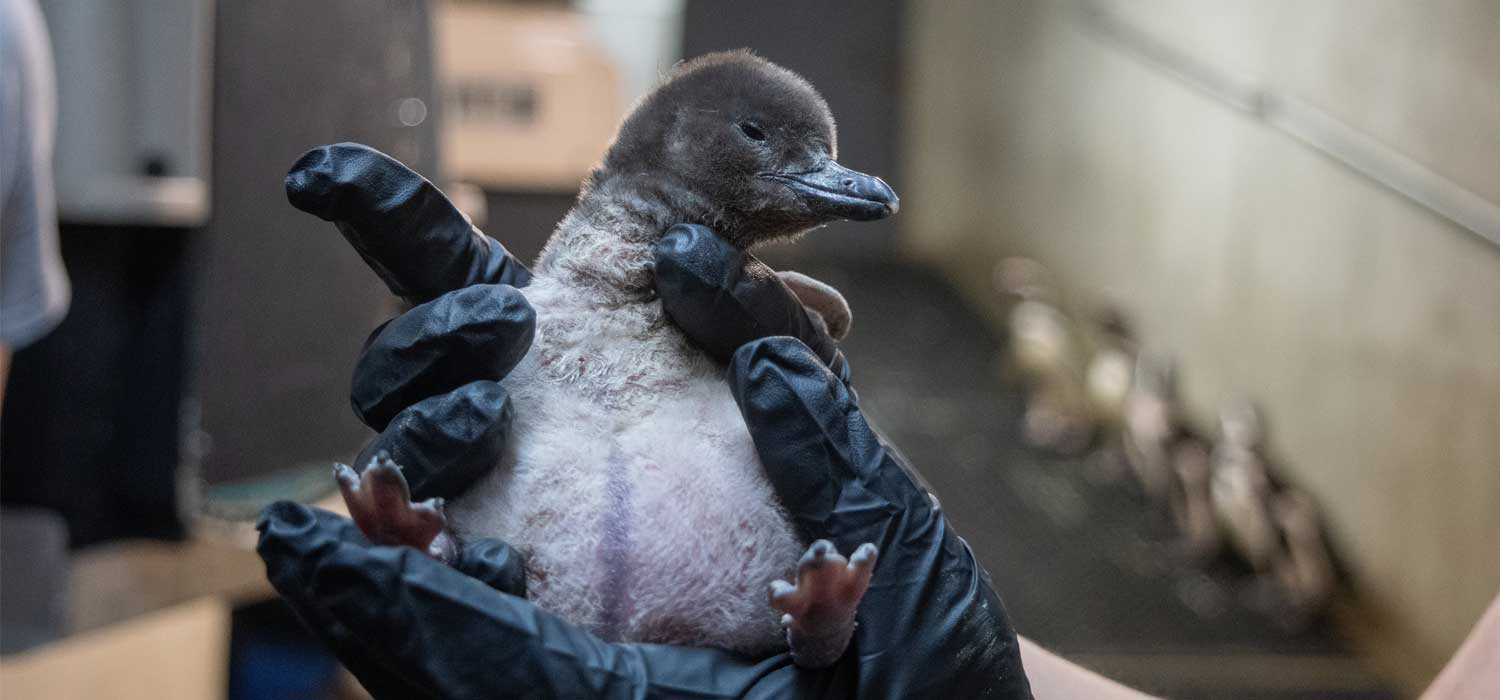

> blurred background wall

[{"left": 903, "top": 0, "right": 1500, "bottom": 680}]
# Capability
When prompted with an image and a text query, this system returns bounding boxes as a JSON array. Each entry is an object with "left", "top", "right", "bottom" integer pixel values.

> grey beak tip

[{"left": 765, "top": 163, "right": 900, "bottom": 221}]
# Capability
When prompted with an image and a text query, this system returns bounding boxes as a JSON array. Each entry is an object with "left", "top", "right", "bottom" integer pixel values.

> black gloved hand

[
  {"left": 284, "top": 143, "right": 535, "bottom": 501},
  {"left": 257, "top": 334, "right": 1032, "bottom": 698},
  {"left": 653, "top": 224, "right": 851, "bottom": 385},
  {"left": 653, "top": 227, "right": 1032, "bottom": 696},
  {"left": 259, "top": 144, "right": 1032, "bottom": 698}
]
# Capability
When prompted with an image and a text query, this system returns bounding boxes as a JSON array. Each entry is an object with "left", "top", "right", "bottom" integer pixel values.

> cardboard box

[
  {"left": 436, "top": 2, "right": 623, "bottom": 192},
  {"left": 0, "top": 598, "right": 230, "bottom": 700},
  {"left": 64, "top": 495, "right": 348, "bottom": 634},
  {"left": 65, "top": 538, "right": 273, "bottom": 634}
]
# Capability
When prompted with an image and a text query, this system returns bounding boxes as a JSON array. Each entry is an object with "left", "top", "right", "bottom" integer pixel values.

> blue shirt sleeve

[{"left": 0, "top": 0, "right": 70, "bottom": 349}]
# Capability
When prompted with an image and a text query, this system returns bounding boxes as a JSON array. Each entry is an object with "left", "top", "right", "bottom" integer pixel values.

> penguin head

[{"left": 595, "top": 50, "right": 898, "bottom": 246}]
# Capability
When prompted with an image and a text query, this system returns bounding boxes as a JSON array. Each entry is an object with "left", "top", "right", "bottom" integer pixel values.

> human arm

[
  {"left": 1018, "top": 638, "right": 1162, "bottom": 700},
  {"left": 1419, "top": 594, "right": 1500, "bottom": 700}
]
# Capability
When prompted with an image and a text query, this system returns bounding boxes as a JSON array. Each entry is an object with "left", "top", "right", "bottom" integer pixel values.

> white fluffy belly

[{"left": 445, "top": 277, "right": 804, "bottom": 655}]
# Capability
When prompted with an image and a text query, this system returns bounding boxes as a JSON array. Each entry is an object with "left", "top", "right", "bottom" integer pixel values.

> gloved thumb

[{"left": 654, "top": 224, "right": 850, "bottom": 384}]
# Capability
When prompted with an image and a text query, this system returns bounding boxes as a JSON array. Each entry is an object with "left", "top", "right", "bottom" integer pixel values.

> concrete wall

[{"left": 902, "top": 0, "right": 1500, "bottom": 683}]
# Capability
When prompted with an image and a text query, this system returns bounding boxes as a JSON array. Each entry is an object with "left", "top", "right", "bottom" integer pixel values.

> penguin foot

[
  {"left": 769, "top": 540, "right": 878, "bottom": 668},
  {"left": 335, "top": 453, "right": 455, "bottom": 561}
]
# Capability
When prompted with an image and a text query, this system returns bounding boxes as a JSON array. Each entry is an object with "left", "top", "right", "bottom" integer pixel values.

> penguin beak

[{"left": 761, "top": 161, "right": 899, "bottom": 221}]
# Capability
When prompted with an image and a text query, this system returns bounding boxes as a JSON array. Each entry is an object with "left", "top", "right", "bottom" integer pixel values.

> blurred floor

[{"left": 795, "top": 258, "right": 1400, "bottom": 700}]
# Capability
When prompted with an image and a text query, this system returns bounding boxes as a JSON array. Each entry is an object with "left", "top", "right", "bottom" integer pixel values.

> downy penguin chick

[
  {"left": 1267, "top": 488, "right": 1337, "bottom": 622},
  {"left": 1084, "top": 307, "right": 1136, "bottom": 435},
  {"left": 1123, "top": 352, "right": 1213, "bottom": 547},
  {"left": 1122, "top": 351, "right": 1184, "bottom": 509},
  {"left": 1082, "top": 307, "right": 1137, "bottom": 481},
  {"left": 1209, "top": 398, "right": 1280, "bottom": 574},
  {"left": 1168, "top": 434, "right": 1219, "bottom": 561},
  {"left": 340, "top": 51, "right": 897, "bottom": 667},
  {"left": 992, "top": 257, "right": 1094, "bottom": 455}
]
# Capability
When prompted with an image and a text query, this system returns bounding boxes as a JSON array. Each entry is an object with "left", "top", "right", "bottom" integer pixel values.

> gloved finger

[
  {"left": 351, "top": 284, "right": 533, "bottom": 433},
  {"left": 450, "top": 537, "right": 528, "bottom": 599},
  {"left": 255, "top": 503, "right": 432, "bottom": 699},
  {"left": 654, "top": 224, "right": 850, "bottom": 384},
  {"left": 286, "top": 142, "right": 532, "bottom": 303},
  {"left": 353, "top": 380, "right": 512, "bottom": 501},
  {"left": 728, "top": 336, "right": 929, "bottom": 548},
  {"left": 256, "top": 502, "right": 801, "bottom": 700}
]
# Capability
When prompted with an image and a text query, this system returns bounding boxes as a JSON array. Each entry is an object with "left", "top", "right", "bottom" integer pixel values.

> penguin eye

[{"left": 738, "top": 122, "right": 768, "bottom": 142}]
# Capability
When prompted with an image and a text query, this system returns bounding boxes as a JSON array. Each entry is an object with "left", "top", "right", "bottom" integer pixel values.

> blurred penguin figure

[
  {"left": 1121, "top": 351, "right": 1183, "bottom": 510},
  {"left": 1122, "top": 353, "right": 1217, "bottom": 554},
  {"left": 1082, "top": 307, "right": 1137, "bottom": 480},
  {"left": 1169, "top": 436, "right": 1219, "bottom": 560},
  {"left": 1084, "top": 308, "right": 1135, "bottom": 435},
  {"left": 1210, "top": 399, "right": 1281, "bottom": 576},
  {"left": 1213, "top": 398, "right": 1339, "bottom": 625},
  {"left": 1269, "top": 488, "right": 1338, "bottom": 622},
  {"left": 993, "top": 257, "right": 1092, "bottom": 455}
]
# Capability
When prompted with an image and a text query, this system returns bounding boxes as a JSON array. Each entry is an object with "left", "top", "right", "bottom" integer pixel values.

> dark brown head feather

[{"left": 584, "top": 50, "right": 850, "bottom": 245}]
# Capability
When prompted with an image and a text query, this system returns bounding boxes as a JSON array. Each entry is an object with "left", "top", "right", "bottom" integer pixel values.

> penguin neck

[{"left": 536, "top": 173, "right": 725, "bottom": 304}]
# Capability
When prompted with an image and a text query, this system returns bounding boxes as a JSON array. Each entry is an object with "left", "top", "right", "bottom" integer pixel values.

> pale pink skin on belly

[{"left": 444, "top": 273, "right": 806, "bottom": 656}]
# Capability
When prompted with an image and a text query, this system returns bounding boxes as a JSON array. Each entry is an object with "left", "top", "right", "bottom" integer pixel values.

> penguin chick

[
  {"left": 1268, "top": 488, "right": 1337, "bottom": 621},
  {"left": 1122, "top": 351, "right": 1185, "bottom": 509},
  {"left": 992, "top": 257, "right": 1094, "bottom": 454},
  {"left": 350, "top": 51, "right": 897, "bottom": 667},
  {"left": 1168, "top": 435, "right": 1220, "bottom": 561},
  {"left": 1209, "top": 398, "right": 1280, "bottom": 574},
  {"left": 1084, "top": 307, "right": 1136, "bottom": 432},
  {"left": 1081, "top": 307, "right": 1136, "bottom": 481}
]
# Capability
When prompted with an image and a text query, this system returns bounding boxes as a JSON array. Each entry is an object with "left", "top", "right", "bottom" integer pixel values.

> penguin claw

[
  {"left": 769, "top": 539, "right": 878, "bottom": 668},
  {"left": 335, "top": 453, "right": 454, "bottom": 561}
]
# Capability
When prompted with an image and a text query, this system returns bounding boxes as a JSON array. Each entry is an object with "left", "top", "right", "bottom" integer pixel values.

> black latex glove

[
  {"left": 287, "top": 142, "right": 531, "bottom": 304},
  {"left": 285, "top": 143, "right": 535, "bottom": 501},
  {"left": 653, "top": 224, "right": 851, "bottom": 385},
  {"left": 258, "top": 336, "right": 1032, "bottom": 698}
]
